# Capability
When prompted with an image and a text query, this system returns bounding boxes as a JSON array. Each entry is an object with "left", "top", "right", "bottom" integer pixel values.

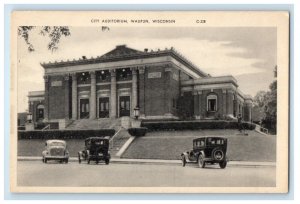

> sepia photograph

[{"left": 10, "top": 11, "right": 289, "bottom": 193}]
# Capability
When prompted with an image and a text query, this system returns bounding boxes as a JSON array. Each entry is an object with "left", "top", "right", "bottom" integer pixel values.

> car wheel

[
  {"left": 219, "top": 160, "right": 227, "bottom": 169},
  {"left": 105, "top": 159, "right": 110, "bottom": 165},
  {"left": 181, "top": 156, "right": 186, "bottom": 167},
  {"left": 198, "top": 154, "right": 205, "bottom": 168}
]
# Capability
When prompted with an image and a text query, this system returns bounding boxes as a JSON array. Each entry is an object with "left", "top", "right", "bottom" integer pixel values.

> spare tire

[{"left": 212, "top": 148, "right": 224, "bottom": 161}]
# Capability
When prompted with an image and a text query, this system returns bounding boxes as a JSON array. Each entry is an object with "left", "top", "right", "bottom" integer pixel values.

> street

[{"left": 17, "top": 161, "right": 276, "bottom": 187}]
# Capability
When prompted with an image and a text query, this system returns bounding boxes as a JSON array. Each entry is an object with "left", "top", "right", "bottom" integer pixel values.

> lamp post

[
  {"left": 133, "top": 107, "right": 140, "bottom": 120},
  {"left": 27, "top": 112, "right": 33, "bottom": 123}
]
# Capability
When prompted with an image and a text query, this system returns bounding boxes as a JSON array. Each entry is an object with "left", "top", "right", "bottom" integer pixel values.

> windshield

[{"left": 49, "top": 142, "right": 65, "bottom": 147}]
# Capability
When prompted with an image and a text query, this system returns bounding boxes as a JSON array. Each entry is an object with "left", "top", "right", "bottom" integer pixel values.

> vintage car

[
  {"left": 181, "top": 136, "right": 228, "bottom": 169},
  {"left": 42, "top": 140, "right": 69, "bottom": 163},
  {"left": 78, "top": 137, "right": 111, "bottom": 165}
]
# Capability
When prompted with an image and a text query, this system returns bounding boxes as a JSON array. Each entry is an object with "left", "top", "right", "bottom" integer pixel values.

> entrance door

[
  {"left": 80, "top": 99, "right": 89, "bottom": 119},
  {"left": 99, "top": 97, "right": 109, "bottom": 118},
  {"left": 119, "top": 96, "right": 130, "bottom": 117}
]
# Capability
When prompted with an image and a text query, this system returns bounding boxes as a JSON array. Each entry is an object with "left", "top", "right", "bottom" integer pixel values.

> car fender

[
  {"left": 198, "top": 150, "right": 205, "bottom": 159},
  {"left": 181, "top": 152, "right": 189, "bottom": 159},
  {"left": 42, "top": 150, "right": 47, "bottom": 157}
]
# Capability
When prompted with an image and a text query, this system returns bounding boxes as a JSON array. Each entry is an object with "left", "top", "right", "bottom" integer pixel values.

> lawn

[{"left": 121, "top": 129, "right": 276, "bottom": 162}]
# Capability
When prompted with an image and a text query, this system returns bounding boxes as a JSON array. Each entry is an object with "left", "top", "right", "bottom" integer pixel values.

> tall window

[
  {"left": 36, "top": 104, "right": 44, "bottom": 119},
  {"left": 207, "top": 94, "right": 217, "bottom": 112}
]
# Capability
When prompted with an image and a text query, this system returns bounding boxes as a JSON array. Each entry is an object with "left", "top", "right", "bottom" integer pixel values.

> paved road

[{"left": 17, "top": 161, "right": 275, "bottom": 187}]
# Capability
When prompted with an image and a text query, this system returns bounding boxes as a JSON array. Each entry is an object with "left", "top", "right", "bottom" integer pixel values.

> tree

[
  {"left": 252, "top": 79, "right": 277, "bottom": 134},
  {"left": 18, "top": 26, "right": 71, "bottom": 52}
]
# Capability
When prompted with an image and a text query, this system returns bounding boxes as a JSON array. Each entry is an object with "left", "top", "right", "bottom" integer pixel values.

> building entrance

[
  {"left": 80, "top": 99, "right": 89, "bottom": 119},
  {"left": 99, "top": 97, "right": 109, "bottom": 118},
  {"left": 119, "top": 96, "right": 130, "bottom": 117}
]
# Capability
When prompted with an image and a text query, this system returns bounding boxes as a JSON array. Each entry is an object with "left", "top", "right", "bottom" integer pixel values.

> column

[
  {"left": 222, "top": 89, "right": 227, "bottom": 116},
  {"left": 110, "top": 69, "right": 117, "bottom": 118},
  {"left": 132, "top": 68, "right": 138, "bottom": 114},
  {"left": 71, "top": 73, "right": 77, "bottom": 120},
  {"left": 64, "top": 74, "right": 70, "bottom": 119},
  {"left": 43, "top": 75, "right": 49, "bottom": 121},
  {"left": 198, "top": 91, "right": 203, "bottom": 119},
  {"left": 236, "top": 96, "right": 240, "bottom": 116},
  {"left": 89, "top": 71, "right": 96, "bottom": 119},
  {"left": 193, "top": 91, "right": 199, "bottom": 119},
  {"left": 226, "top": 90, "right": 234, "bottom": 115},
  {"left": 138, "top": 66, "right": 145, "bottom": 118}
]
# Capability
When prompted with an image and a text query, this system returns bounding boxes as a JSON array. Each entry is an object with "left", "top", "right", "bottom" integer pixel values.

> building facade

[{"left": 28, "top": 45, "right": 253, "bottom": 127}]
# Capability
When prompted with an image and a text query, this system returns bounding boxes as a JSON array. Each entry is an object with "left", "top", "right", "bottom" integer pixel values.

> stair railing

[
  {"left": 42, "top": 124, "right": 50, "bottom": 131},
  {"left": 109, "top": 128, "right": 122, "bottom": 149}
]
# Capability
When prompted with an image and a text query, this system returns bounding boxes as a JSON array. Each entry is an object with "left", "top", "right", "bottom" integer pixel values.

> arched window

[
  {"left": 207, "top": 94, "right": 217, "bottom": 112},
  {"left": 36, "top": 104, "right": 44, "bottom": 119}
]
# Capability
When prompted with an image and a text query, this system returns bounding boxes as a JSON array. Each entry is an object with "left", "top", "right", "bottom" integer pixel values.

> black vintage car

[
  {"left": 78, "top": 137, "right": 111, "bottom": 165},
  {"left": 181, "top": 136, "right": 228, "bottom": 169}
]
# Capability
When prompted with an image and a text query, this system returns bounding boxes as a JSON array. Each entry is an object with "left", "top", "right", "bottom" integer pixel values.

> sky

[{"left": 17, "top": 26, "right": 277, "bottom": 112}]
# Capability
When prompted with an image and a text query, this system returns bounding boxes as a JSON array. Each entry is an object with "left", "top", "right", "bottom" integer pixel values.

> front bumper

[{"left": 44, "top": 155, "right": 69, "bottom": 160}]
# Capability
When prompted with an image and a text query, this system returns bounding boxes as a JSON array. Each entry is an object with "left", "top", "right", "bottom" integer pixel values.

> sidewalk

[{"left": 17, "top": 156, "right": 276, "bottom": 167}]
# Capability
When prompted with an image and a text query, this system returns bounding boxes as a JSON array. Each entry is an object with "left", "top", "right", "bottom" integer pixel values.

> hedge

[
  {"left": 128, "top": 127, "right": 148, "bottom": 137},
  {"left": 141, "top": 120, "right": 256, "bottom": 131},
  {"left": 18, "top": 129, "right": 115, "bottom": 140}
]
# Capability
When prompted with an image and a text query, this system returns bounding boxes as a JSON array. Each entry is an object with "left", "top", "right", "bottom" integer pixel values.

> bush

[
  {"left": 141, "top": 120, "right": 255, "bottom": 131},
  {"left": 128, "top": 127, "right": 148, "bottom": 137},
  {"left": 18, "top": 129, "right": 115, "bottom": 140}
]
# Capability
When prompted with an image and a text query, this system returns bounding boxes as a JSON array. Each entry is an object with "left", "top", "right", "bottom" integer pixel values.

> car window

[
  {"left": 94, "top": 140, "right": 104, "bottom": 145},
  {"left": 207, "top": 138, "right": 224, "bottom": 145},
  {"left": 194, "top": 139, "right": 205, "bottom": 148}
]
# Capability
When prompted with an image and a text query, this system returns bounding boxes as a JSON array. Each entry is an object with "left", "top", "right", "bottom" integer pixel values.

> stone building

[{"left": 27, "top": 45, "right": 253, "bottom": 127}]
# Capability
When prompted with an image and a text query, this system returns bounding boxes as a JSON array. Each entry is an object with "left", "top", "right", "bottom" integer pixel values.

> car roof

[
  {"left": 85, "top": 137, "right": 109, "bottom": 141},
  {"left": 193, "top": 136, "right": 226, "bottom": 142},
  {"left": 46, "top": 140, "right": 66, "bottom": 144}
]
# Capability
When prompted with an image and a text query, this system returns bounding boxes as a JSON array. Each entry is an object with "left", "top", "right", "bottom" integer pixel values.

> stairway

[
  {"left": 109, "top": 128, "right": 132, "bottom": 158},
  {"left": 66, "top": 118, "right": 121, "bottom": 130}
]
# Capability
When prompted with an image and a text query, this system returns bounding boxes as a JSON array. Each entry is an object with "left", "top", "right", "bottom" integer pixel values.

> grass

[{"left": 121, "top": 129, "right": 276, "bottom": 162}]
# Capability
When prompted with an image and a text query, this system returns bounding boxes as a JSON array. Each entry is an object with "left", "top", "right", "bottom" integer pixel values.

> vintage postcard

[{"left": 10, "top": 11, "right": 289, "bottom": 193}]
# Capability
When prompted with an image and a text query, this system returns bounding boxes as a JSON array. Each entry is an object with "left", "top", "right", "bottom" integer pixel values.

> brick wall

[
  {"left": 144, "top": 66, "right": 166, "bottom": 116},
  {"left": 48, "top": 75, "right": 66, "bottom": 119}
]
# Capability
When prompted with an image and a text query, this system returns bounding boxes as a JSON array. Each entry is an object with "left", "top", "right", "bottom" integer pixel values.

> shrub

[
  {"left": 18, "top": 129, "right": 115, "bottom": 140},
  {"left": 128, "top": 127, "right": 148, "bottom": 137},
  {"left": 141, "top": 120, "right": 255, "bottom": 131}
]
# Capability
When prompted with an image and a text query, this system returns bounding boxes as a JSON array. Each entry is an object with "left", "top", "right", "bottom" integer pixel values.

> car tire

[
  {"left": 105, "top": 159, "right": 110, "bottom": 165},
  {"left": 198, "top": 154, "right": 205, "bottom": 168},
  {"left": 219, "top": 160, "right": 227, "bottom": 169},
  {"left": 181, "top": 156, "right": 186, "bottom": 167}
]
